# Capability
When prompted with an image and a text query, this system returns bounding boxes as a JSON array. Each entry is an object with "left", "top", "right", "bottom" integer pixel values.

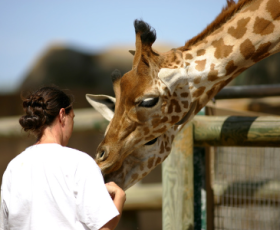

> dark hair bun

[
  {"left": 19, "top": 86, "right": 73, "bottom": 140},
  {"left": 19, "top": 95, "right": 47, "bottom": 136}
]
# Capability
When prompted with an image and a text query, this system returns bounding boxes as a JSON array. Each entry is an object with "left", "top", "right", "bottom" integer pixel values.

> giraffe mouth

[{"left": 145, "top": 137, "right": 158, "bottom": 145}]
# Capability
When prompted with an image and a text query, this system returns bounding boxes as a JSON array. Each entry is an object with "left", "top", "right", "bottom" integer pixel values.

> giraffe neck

[
  {"left": 161, "top": 0, "right": 280, "bottom": 115},
  {"left": 191, "top": 0, "right": 279, "bottom": 85}
]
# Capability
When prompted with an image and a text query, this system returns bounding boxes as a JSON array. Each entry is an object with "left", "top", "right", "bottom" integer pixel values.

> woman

[{"left": 0, "top": 86, "right": 126, "bottom": 230}]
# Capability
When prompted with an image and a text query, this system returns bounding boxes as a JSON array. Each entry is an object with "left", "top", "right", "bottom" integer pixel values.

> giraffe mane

[{"left": 181, "top": 0, "right": 254, "bottom": 50}]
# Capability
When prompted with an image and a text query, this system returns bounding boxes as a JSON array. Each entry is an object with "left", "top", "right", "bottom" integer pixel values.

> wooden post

[
  {"left": 205, "top": 147, "right": 214, "bottom": 230},
  {"left": 162, "top": 123, "right": 194, "bottom": 230}
]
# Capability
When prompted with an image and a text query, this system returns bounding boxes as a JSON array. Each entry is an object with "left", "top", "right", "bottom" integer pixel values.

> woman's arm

[{"left": 99, "top": 182, "right": 126, "bottom": 230}]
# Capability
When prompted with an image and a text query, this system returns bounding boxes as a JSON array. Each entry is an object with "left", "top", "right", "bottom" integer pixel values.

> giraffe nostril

[{"left": 97, "top": 149, "right": 108, "bottom": 162}]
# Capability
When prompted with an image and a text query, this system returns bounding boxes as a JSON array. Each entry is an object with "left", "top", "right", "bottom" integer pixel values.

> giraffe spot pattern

[
  {"left": 212, "top": 38, "right": 234, "bottom": 59},
  {"left": 194, "top": 76, "right": 202, "bottom": 84},
  {"left": 160, "top": 117, "right": 168, "bottom": 123},
  {"left": 225, "top": 60, "right": 238, "bottom": 75},
  {"left": 155, "top": 157, "right": 162, "bottom": 166},
  {"left": 184, "top": 53, "right": 193, "bottom": 59},
  {"left": 170, "top": 116, "right": 180, "bottom": 123},
  {"left": 140, "top": 163, "right": 145, "bottom": 171},
  {"left": 240, "top": 39, "right": 255, "bottom": 60},
  {"left": 148, "top": 157, "right": 155, "bottom": 169},
  {"left": 243, "top": 0, "right": 261, "bottom": 12},
  {"left": 194, "top": 99, "right": 203, "bottom": 115},
  {"left": 143, "top": 127, "right": 150, "bottom": 135},
  {"left": 228, "top": 18, "right": 250, "bottom": 39},
  {"left": 252, "top": 42, "right": 271, "bottom": 62},
  {"left": 181, "top": 92, "right": 189, "bottom": 97},
  {"left": 253, "top": 17, "right": 275, "bottom": 35},
  {"left": 181, "top": 101, "right": 189, "bottom": 109},
  {"left": 142, "top": 172, "right": 148, "bottom": 178},
  {"left": 240, "top": 39, "right": 271, "bottom": 62},
  {"left": 168, "top": 99, "right": 182, "bottom": 113},
  {"left": 206, "top": 87, "right": 217, "bottom": 100},
  {"left": 197, "top": 49, "right": 206, "bottom": 56},
  {"left": 165, "top": 144, "right": 171, "bottom": 152},
  {"left": 266, "top": 0, "right": 280, "bottom": 21},
  {"left": 160, "top": 141, "right": 165, "bottom": 154},
  {"left": 195, "top": 59, "right": 206, "bottom": 71},
  {"left": 193, "top": 97, "right": 205, "bottom": 116},
  {"left": 207, "top": 64, "right": 219, "bottom": 81},
  {"left": 166, "top": 135, "right": 169, "bottom": 143},
  {"left": 151, "top": 117, "right": 162, "bottom": 128},
  {"left": 192, "top": 86, "right": 206, "bottom": 98}
]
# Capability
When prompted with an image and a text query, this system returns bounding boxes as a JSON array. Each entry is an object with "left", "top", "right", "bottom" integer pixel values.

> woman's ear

[{"left": 59, "top": 108, "right": 66, "bottom": 125}]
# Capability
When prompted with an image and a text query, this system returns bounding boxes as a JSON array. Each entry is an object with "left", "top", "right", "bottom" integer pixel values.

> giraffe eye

[{"left": 139, "top": 97, "right": 159, "bottom": 108}]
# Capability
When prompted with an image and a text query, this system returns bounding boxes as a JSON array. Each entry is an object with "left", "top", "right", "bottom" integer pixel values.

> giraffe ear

[
  {"left": 85, "top": 94, "right": 116, "bottom": 121},
  {"left": 129, "top": 50, "right": 135, "bottom": 56},
  {"left": 158, "top": 68, "right": 188, "bottom": 94}
]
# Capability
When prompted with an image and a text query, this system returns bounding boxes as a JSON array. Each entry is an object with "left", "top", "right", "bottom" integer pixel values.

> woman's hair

[{"left": 19, "top": 86, "right": 74, "bottom": 140}]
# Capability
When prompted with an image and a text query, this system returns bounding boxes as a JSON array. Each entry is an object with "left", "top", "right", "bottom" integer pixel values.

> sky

[{"left": 0, "top": 0, "right": 227, "bottom": 94}]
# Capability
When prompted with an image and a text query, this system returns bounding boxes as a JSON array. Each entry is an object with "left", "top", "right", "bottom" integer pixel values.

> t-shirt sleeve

[
  {"left": 1, "top": 168, "right": 11, "bottom": 230},
  {"left": 75, "top": 155, "right": 119, "bottom": 230}
]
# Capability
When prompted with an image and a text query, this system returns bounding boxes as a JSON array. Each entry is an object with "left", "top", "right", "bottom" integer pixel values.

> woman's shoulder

[{"left": 62, "top": 146, "right": 96, "bottom": 164}]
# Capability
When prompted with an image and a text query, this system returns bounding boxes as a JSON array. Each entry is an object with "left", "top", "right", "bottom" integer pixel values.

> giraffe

[{"left": 87, "top": 0, "right": 280, "bottom": 190}]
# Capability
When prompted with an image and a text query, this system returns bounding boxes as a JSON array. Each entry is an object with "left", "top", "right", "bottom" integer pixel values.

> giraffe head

[
  {"left": 86, "top": 94, "right": 177, "bottom": 190},
  {"left": 92, "top": 20, "right": 193, "bottom": 178}
]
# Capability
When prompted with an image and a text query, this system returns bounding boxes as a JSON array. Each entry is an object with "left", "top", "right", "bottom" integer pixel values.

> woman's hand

[{"left": 105, "top": 182, "right": 126, "bottom": 203}]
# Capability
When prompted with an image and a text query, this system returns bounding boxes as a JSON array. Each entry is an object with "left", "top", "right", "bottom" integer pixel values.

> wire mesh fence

[{"left": 213, "top": 147, "right": 280, "bottom": 230}]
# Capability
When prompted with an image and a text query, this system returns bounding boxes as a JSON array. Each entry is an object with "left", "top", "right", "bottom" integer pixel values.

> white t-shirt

[{"left": 0, "top": 144, "right": 119, "bottom": 230}]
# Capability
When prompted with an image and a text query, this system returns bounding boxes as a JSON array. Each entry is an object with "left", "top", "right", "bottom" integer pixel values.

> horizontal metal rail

[{"left": 216, "top": 84, "right": 280, "bottom": 99}]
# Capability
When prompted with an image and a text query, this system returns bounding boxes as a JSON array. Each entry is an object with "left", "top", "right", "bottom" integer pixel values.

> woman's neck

[{"left": 36, "top": 125, "right": 63, "bottom": 146}]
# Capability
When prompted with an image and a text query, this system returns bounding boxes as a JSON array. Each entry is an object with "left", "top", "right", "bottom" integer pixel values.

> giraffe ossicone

[{"left": 87, "top": 0, "right": 280, "bottom": 190}]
